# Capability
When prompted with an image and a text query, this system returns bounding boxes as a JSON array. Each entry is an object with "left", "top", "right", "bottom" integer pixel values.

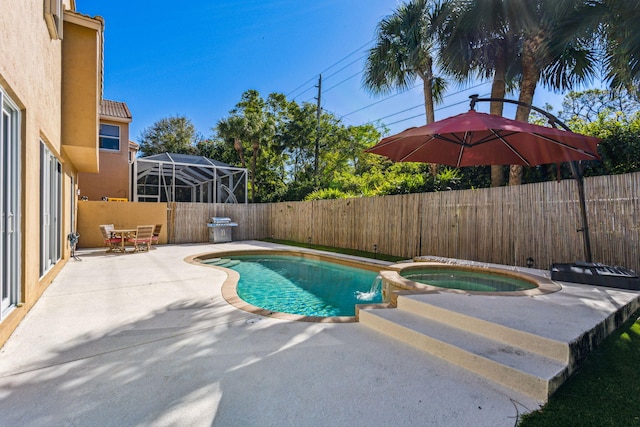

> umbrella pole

[{"left": 569, "top": 161, "right": 593, "bottom": 263}]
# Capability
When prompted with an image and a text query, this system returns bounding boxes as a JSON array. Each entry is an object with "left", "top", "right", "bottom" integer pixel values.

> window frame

[
  {"left": 99, "top": 123, "right": 121, "bottom": 152},
  {"left": 44, "top": 0, "right": 64, "bottom": 40}
]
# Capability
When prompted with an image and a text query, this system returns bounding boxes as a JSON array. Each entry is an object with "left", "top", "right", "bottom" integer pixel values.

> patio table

[{"left": 110, "top": 229, "right": 137, "bottom": 252}]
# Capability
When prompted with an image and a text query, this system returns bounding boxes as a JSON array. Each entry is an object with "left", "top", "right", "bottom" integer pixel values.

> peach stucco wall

[
  {"left": 60, "top": 15, "right": 102, "bottom": 173},
  {"left": 77, "top": 201, "right": 168, "bottom": 249},
  {"left": 0, "top": 0, "right": 67, "bottom": 346},
  {"left": 78, "top": 119, "right": 131, "bottom": 201},
  {"left": 0, "top": 1, "right": 101, "bottom": 347}
]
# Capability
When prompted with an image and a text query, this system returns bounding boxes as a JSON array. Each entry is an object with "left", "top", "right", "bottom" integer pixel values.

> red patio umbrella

[
  {"left": 365, "top": 108, "right": 601, "bottom": 262},
  {"left": 365, "top": 109, "right": 600, "bottom": 167}
]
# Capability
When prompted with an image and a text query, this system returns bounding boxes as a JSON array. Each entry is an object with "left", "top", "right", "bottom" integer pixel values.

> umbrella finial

[{"left": 469, "top": 94, "right": 478, "bottom": 111}]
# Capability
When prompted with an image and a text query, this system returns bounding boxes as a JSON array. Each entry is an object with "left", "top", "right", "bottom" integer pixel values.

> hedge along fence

[{"left": 166, "top": 171, "right": 639, "bottom": 271}]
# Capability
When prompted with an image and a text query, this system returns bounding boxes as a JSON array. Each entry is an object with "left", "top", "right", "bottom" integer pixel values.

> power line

[
  {"left": 286, "top": 76, "right": 318, "bottom": 98},
  {"left": 286, "top": 39, "right": 373, "bottom": 100},
  {"left": 323, "top": 55, "right": 366, "bottom": 81},
  {"left": 378, "top": 112, "right": 425, "bottom": 128},
  {"left": 320, "top": 85, "right": 491, "bottom": 129},
  {"left": 374, "top": 93, "right": 490, "bottom": 129},
  {"left": 293, "top": 85, "right": 318, "bottom": 102},
  {"left": 319, "top": 39, "right": 373, "bottom": 75},
  {"left": 302, "top": 78, "right": 491, "bottom": 131},
  {"left": 353, "top": 81, "right": 490, "bottom": 124},
  {"left": 340, "top": 83, "right": 422, "bottom": 118},
  {"left": 285, "top": 41, "right": 493, "bottom": 133},
  {"left": 366, "top": 103, "right": 424, "bottom": 123},
  {"left": 323, "top": 71, "right": 362, "bottom": 93}
]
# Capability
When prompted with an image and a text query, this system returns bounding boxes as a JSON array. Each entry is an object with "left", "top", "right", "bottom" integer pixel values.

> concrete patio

[{"left": 0, "top": 241, "right": 638, "bottom": 427}]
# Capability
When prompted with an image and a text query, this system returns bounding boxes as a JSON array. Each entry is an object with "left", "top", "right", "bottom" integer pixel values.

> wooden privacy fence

[
  {"left": 168, "top": 171, "right": 640, "bottom": 271},
  {"left": 168, "top": 202, "right": 271, "bottom": 244}
]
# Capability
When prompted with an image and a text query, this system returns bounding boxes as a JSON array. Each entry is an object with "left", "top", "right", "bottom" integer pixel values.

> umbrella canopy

[{"left": 365, "top": 110, "right": 600, "bottom": 167}]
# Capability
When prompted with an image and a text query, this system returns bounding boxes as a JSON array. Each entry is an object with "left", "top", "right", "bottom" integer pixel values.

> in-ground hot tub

[{"left": 379, "top": 261, "right": 561, "bottom": 303}]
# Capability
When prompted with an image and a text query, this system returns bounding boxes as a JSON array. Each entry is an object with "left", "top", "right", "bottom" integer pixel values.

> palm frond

[{"left": 363, "top": 0, "right": 444, "bottom": 100}]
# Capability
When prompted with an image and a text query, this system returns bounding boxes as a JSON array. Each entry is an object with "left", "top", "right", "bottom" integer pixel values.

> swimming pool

[{"left": 198, "top": 251, "right": 385, "bottom": 320}]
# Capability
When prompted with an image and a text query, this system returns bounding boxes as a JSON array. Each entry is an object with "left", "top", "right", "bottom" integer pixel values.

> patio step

[
  {"left": 396, "top": 295, "right": 569, "bottom": 363},
  {"left": 358, "top": 297, "right": 569, "bottom": 402}
]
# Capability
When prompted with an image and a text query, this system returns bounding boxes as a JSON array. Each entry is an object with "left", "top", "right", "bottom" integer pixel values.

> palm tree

[
  {"left": 216, "top": 90, "right": 271, "bottom": 203},
  {"left": 364, "top": 0, "right": 448, "bottom": 175},
  {"left": 507, "top": 0, "right": 597, "bottom": 185},
  {"left": 442, "top": 1, "right": 596, "bottom": 185},
  {"left": 595, "top": 0, "right": 640, "bottom": 94},
  {"left": 439, "top": 0, "right": 521, "bottom": 187},
  {"left": 216, "top": 115, "right": 247, "bottom": 169}
]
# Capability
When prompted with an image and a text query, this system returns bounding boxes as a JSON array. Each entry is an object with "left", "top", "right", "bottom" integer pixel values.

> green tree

[
  {"left": 529, "top": 90, "right": 640, "bottom": 179},
  {"left": 138, "top": 116, "right": 201, "bottom": 157},
  {"left": 564, "top": 90, "right": 640, "bottom": 176},
  {"left": 582, "top": 114, "right": 640, "bottom": 175},
  {"left": 278, "top": 101, "right": 318, "bottom": 198},
  {"left": 560, "top": 89, "right": 640, "bottom": 123},
  {"left": 276, "top": 102, "right": 385, "bottom": 201},
  {"left": 215, "top": 90, "right": 278, "bottom": 202},
  {"left": 212, "top": 89, "right": 477, "bottom": 202}
]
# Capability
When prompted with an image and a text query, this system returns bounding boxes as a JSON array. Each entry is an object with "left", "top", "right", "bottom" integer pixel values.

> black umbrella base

[{"left": 551, "top": 262, "right": 640, "bottom": 290}]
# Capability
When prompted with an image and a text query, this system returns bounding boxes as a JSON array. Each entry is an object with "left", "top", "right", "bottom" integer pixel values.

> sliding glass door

[
  {"left": 40, "top": 143, "right": 61, "bottom": 276},
  {"left": 1, "top": 88, "right": 21, "bottom": 318}
]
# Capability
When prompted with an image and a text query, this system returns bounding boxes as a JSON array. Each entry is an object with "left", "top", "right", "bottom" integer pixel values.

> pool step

[
  {"left": 358, "top": 295, "right": 570, "bottom": 402},
  {"left": 201, "top": 258, "right": 240, "bottom": 268},
  {"left": 201, "top": 258, "right": 223, "bottom": 264}
]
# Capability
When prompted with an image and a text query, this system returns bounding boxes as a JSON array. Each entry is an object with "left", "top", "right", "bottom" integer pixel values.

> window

[
  {"left": 1, "top": 87, "right": 21, "bottom": 319},
  {"left": 40, "top": 143, "right": 62, "bottom": 276},
  {"left": 44, "top": 0, "right": 64, "bottom": 40},
  {"left": 99, "top": 124, "right": 120, "bottom": 151}
]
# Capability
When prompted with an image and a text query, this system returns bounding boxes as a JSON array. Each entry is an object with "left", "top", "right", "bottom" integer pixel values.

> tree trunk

[
  {"left": 420, "top": 58, "right": 438, "bottom": 176},
  {"left": 234, "top": 137, "right": 246, "bottom": 169},
  {"left": 251, "top": 140, "right": 259, "bottom": 203},
  {"left": 510, "top": 37, "right": 541, "bottom": 186},
  {"left": 490, "top": 53, "right": 507, "bottom": 187}
]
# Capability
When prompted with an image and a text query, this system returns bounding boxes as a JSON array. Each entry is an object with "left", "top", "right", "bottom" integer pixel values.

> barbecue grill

[{"left": 207, "top": 217, "right": 238, "bottom": 243}]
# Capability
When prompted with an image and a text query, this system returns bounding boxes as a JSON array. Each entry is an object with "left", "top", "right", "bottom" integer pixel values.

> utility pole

[{"left": 314, "top": 74, "right": 322, "bottom": 187}]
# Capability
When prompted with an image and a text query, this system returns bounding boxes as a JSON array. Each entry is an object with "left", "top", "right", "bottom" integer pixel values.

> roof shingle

[{"left": 101, "top": 100, "right": 132, "bottom": 120}]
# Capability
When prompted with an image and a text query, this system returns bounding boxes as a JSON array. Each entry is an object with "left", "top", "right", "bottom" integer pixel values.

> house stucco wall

[
  {"left": 77, "top": 201, "right": 168, "bottom": 249},
  {"left": 0, "top": 0, "right": 101, "bottom": 347},
  {"left": 61, "top": 14, "right": 102, "bottom": 173},
  {"left": 78, "top": 118, "right": 132, "bottom": 201}
]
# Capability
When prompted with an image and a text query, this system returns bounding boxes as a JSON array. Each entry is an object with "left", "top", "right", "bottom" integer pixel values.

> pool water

[
  {"left": 401, "top": 268, "right": 536, "bottom": 292},
  {"left": 227, "top": 255, "right": 381, "bottom": 317}
]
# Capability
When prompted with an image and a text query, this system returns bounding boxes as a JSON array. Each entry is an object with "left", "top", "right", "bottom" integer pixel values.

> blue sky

[{"left": 79, "top": 1, "right": 578, "bottom": 142}]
